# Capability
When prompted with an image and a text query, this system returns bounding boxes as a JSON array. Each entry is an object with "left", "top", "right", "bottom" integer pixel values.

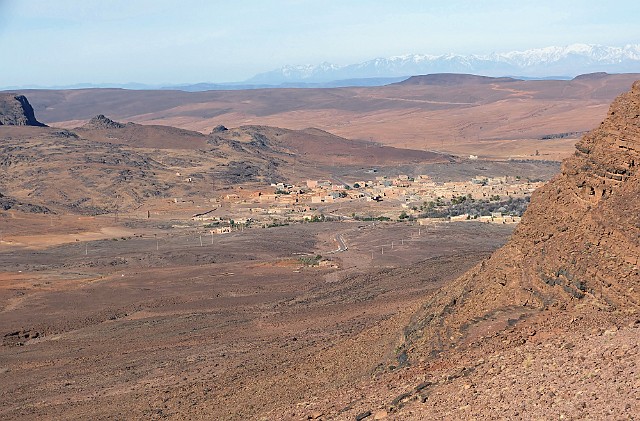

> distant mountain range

[
  {"left": 247, "top": 44, "right": 640, "bottom": 84},
  {"left": 3, "top": 44, "right": 639, "bottom": 92}
]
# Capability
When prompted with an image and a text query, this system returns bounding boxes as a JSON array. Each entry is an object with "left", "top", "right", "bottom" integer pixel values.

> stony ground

[
  {"left": 0, "top": 220, "right": 513, "bottom": 420},
  {"left": 273, "top": 310, "right": 638, "bottom": 420}
]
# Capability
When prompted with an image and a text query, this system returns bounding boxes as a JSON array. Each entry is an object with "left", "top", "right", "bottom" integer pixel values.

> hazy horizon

[{"left": 1, "top": 0, "right": 639, "bottom": 87}]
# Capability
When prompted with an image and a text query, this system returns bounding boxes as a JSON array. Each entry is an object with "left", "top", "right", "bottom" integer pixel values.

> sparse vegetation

[
  {"left": 309, "top": 214, "right": 326, "bottom": 223},
  {"left": 266, "top": 221, "right": 289, "bottom": 228},
  {"left": 298, "top": 254, "right": 323, "bottom": 266},
  {"left": 420, "top": 196, "right": 531, "bottom": 218},
  {"left": 540, "top": 131, "right": 583, "bottom": 140},
  {"left": 352, "top": 215, "right": 391, "bottom": 222}
]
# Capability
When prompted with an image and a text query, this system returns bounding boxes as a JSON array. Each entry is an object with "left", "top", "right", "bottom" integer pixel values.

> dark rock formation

[
  {"left": 0, "top": 192, "right": 51, "bottom": 213},
  {"left": 0, "top": 94, "right": 47, "bottom": 126},
  {"left": 211, "top": 124, "right": 228, "bottom": 133},
  {"left": 82, "top": 114, "right": 125, "bottom": 129}
]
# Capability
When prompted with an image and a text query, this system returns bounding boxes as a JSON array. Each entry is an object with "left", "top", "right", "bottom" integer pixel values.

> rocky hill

[
  {"left": 402, "top": 81, "right": 640, "bottom": 361},
  {"left": 209, "top": 125, "right": 449, "bottom": 167},
  {"left": 75, "top": 116, "right": 209, "bottom": 150},
  {"left": 0, "top": 97, "right": 450, "bottom": 215},
  {"left": 82, "top": 114, "right": 126, "bottom": 129},
  {"left": 0, "top": 94, "right": 46, "bottom": 126}
]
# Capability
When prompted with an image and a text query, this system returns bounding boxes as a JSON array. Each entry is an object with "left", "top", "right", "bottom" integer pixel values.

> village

[{"left": 187, "top": 173, "right": 545, "bottom": 233}]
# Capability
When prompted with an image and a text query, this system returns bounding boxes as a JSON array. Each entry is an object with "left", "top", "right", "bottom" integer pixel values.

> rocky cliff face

[
  {"left": 403, "top": 81, "right": 640, "bottom": 359},
  {"left": 0, "top": 94, "right": 46, "bottom": 126}
]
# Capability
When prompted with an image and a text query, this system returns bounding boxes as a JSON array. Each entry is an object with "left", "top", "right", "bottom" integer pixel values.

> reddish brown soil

[
  {"left": 270, "top": 311, "right": 639, "bottom": 420},
  {"left": 75, "top": 123, "right": 209, "bottom": 150},
  {"left": 0, "top": 220, "right": 513, "bottom": 420}
]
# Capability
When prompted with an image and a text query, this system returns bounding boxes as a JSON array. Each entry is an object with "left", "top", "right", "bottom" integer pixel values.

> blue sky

[{"left": 1, "top": 0, "right": 639, "bottom": 86}]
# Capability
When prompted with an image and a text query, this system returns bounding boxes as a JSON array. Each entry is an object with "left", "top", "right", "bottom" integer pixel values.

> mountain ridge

[
  {"left": 4, "top": 44, "right": 638, "bottom": 92},
  {"left": 248, "top": 44, "right": 640, "bottom": 84}
]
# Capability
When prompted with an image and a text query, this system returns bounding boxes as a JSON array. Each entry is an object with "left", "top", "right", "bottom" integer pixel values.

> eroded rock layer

[{"left": 404, "top": 81, "right": 640, "bottom": 359}]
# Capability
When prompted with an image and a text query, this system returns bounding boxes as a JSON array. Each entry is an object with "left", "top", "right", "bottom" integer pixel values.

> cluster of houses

[
  {"left": 188, "top": 174, "right": 543, "bottom": 233},
  {"left": 269, "top": 174, "right": 542, "bottom": 205}
]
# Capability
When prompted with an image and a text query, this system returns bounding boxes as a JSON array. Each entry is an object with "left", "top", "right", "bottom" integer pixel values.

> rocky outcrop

[
  {"left": 82, "top": 114, "right": 125, "bottom": 129},
  {"left": 0, "top": 192, "right": 51, "bottom": 213},
  {"left": 403, "top": 81, "right": 640, "bottom": 360},
  {"left": 572, "top": 72, "right": 609, "bottom": 81},
  {"left": 0, "top": 94, "right": 46, "bottom": 126},
  {"left": 210, "top": 124, "right": 228, "bottom": 134}
]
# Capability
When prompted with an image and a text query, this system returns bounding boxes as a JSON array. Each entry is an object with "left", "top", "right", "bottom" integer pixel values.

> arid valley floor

[
  {"left": 1, "top": 74, "right": 639, "bottom": 420},
  {"left": 0, "top": 217, "right": 513, "bottom": 419}
]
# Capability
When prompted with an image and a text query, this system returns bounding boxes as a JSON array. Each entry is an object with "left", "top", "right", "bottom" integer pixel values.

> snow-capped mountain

[{"left": 247, "top": 44, "right": 640, "bottom": 84}]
